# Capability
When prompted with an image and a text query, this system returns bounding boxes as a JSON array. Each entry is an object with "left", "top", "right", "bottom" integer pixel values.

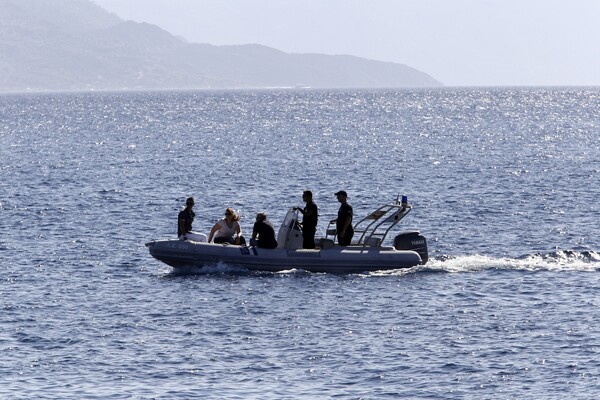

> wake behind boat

[{"left": 145, "top": 198, "right": 428, "bottom": 273}]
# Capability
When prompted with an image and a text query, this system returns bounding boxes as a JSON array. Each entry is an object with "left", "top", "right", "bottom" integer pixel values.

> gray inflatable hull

[{"left": 146, "top": 239, "right": 423, "bottom": 273}]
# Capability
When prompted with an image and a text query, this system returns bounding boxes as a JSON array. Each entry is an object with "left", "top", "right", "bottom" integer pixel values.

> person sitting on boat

[
  {"left": 331, "top": 190, "right": 354, "bottom": 246},
  {"left": 178, "top": 197, "right": 195, "bottom": 240},
  {"left": 177, "top": 197, "right": 208, "bottom": 242},
  {"left": 250, "top": 212, "right": 278, "bottom": 249},
  {"left": 293, "top": 190, "right": 318, "bottom": 249},
  {"left": 208, "top": 207, "right": 246, "bottom": 245}
]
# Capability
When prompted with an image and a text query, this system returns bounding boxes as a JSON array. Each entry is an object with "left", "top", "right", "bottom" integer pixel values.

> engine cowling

[{"left": 393, "top": 231, "right": 428, "bottom": 264}]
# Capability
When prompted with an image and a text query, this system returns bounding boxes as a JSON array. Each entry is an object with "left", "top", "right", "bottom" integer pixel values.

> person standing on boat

[
  {"left": 208, "top": 208, "right": 246, "bottom": 245},
  {"left": 250, "top": 212, "right": 278, "bottom": 249},
  {"left": 178, "top": 197, "right": 196, "bottom": 240},
  {"left": 332, "top": 190, "right": 354, "bottom": 246},
  {"left": 294, "top": 190, "right": 318, "bottom": 249}
]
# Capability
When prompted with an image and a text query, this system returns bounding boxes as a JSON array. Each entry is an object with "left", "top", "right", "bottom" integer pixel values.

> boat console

[{"left": 276, "top": 209, "right": 304, "bottom": 250}]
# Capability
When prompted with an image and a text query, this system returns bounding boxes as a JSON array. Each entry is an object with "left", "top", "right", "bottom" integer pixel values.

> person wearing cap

[
  {"left": 250, "top": 212, "right": 278, "bottom": 249},
  {"left": 294, "top": 190, "right": 318, "bottom": 249},
  {"left": 178, "top": 197, "right": 196, "bottom": 239},
  {"left": 332, "top": 190, "right": 354, "bottom": 246}
]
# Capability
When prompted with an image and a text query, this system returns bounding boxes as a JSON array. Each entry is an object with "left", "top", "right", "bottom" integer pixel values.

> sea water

[{"left": 1, "top": 88, "right": 599, "bottom": 399}]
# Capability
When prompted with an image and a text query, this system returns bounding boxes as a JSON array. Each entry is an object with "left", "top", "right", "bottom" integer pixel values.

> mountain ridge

[{"left": 0, "top": 0, "right": 443, "bottom": 92}]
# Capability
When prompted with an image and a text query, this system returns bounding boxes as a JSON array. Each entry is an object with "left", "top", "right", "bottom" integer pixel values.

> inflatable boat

[{"left": 145, "top": 198, "right": 428, "bottom": 273}]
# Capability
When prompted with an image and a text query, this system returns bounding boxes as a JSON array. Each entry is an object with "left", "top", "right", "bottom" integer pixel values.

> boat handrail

[{"left": 326, "top": 200, "right": 411, "bottom": 246}]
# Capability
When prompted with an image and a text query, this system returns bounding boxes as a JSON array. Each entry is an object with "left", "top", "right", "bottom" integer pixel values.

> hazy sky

[{"left": 91, "top": 0, "right": 600, "bottom": 87}]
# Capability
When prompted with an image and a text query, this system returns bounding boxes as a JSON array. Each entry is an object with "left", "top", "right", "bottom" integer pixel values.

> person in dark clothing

[
  {"left": 178, "top": 197, "right": 195, "bottom": 239},
  {"left": 332, "top": 190, "right": 354, "bottom": 246},
  {"left": 294, "top": 190, "right": 318, "bottom": 249},
  {"left": 251, "top": 212, "right": 278, "bottom": 249}
]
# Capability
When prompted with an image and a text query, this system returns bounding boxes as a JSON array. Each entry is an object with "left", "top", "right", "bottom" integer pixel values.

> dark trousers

[
  {"left": 337, "top": 228, "right": 354, "bottom": 246},
  {"left": 302, "top": 227, "right": 316, "bottom": 249},
  {"left": 215, "top": 236, "right": 246, "bottom": 245}
]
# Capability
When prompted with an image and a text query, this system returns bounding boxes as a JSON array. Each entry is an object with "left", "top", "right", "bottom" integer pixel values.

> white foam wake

[{"left": 419, "top": 251, "right": 600, "bottom": 273}]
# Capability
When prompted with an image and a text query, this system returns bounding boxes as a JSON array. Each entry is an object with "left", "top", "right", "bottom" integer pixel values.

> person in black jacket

[
  {"left": 294, "top": 190, "right": 318, "bottom": 249},
  {"left": 251, "top": 212, "right": 278, "bottom": 249},
  {"left": 332, "top": 190, "right": 353, "bottom": 246},
  {"left": 177, "top": 197, "right": 195, "bottom": 239}
]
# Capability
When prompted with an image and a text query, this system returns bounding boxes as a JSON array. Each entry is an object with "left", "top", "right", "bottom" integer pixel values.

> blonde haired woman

[{"left": 208, "top": 208, "right": 246, "bottom": 245}]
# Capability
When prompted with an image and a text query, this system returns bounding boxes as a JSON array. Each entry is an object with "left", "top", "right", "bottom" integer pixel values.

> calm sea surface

[{"left": 1, "top": 88, "right": 599, "bottom": 399}]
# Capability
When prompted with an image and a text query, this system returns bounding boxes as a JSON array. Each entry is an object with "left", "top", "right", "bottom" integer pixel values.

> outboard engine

[{"left": 394, "top": 231, "right": 428, "bottom": 264}]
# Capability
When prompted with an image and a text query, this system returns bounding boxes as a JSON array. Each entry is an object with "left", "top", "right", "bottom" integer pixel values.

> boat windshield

[{"left": 281, "top": 209, "right": 298, "bottom": 228}]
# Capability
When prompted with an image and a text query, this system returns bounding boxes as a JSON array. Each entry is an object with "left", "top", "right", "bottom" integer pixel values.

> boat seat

[
  {"left": 364, "top": 236, "right": 381, "bottom": 247},
  {"left": 319, "top": 238, "right": 335, "bottom": 249}
]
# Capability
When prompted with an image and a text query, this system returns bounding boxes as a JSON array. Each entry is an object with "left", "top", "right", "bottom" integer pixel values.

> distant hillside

[{"left": 0, "top": 0, "right": 442, "bottom": 92}]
